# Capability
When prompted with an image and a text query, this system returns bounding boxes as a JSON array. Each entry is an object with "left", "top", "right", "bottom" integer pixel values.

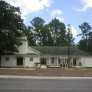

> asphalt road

[{"left": 0, "top": 77, "right": 92, "bottom": 92}]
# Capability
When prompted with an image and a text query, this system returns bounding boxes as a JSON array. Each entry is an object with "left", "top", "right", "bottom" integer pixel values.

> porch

[{"left": 40, "top": 56, "right": 82, "bottom": 68}]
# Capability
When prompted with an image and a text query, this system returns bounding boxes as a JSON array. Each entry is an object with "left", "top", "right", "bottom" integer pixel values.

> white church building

[{"left": 1, "top": 34, "right": 92, "bottom": 68}]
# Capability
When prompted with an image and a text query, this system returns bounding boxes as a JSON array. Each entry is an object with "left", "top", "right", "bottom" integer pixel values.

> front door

[
  {"left": 17, "top": 58, "right": 23, "bottom": 66},
  {"left": 73, "top": 59, "right": 76, "bottom": 66},
  {"left": 41, "top": 59, "right": 46, "bottom": 65}
]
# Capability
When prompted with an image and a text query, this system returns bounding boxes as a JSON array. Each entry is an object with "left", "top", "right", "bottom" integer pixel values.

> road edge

[{"left": 0, "top": 75, "right": 92, "bottom": 79}]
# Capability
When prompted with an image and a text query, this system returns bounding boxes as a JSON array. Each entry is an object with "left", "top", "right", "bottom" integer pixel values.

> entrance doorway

[
  {"left": 73, "top": 59, "right": 76, "bottom": 66},
  {"left": 40, "top": 59, "right": 47, "bottom": 68},
  {"left": 17, "top": 57, "right": 23, "bottom": 66},
  {"left": 41, "top": 59, "right": 46, "bottom": 65}
]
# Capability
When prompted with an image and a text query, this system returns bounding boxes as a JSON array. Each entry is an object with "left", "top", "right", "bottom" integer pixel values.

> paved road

[{"left": 0, "top": 77, "right": 92, "bottom": 92}]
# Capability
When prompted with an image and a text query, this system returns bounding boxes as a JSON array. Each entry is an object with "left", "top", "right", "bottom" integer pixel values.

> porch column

[
  {"left": 71, "top": 57, "right": 73, "bottom": 67},
  {"left": 23, "top": 58, "right": 25, "bottom": 68},
  {"left": 57, "top": 57, "right": 59, "bottom": 66},
  {"left": 49, "top": 57, "right": 50, "bottom": 66},
  {"left": 64, "top": 59, "right": 65, "bottom": 67}
]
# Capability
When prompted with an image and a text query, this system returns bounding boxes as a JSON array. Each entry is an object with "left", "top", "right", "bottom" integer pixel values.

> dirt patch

[{"left": 0, "top": 68, "right": 92, "bottom": 77}]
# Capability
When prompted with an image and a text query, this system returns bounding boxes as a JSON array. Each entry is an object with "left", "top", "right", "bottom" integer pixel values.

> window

[
  {"left": 79, "top": 62, "right": 82, "bottom": 66},
  {"left": 6, "top": 57, "right": 9, "bottom": 61},
  {"left": 51, "top": 58, "right": 54, "bottom": 64},
  {"left": 30, "top": 57, "right": 33, "bottom": 61}
]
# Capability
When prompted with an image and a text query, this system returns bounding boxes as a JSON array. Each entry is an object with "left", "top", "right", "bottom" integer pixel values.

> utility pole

[{"left": 67, "top": 24, "right": 71, "bottom": 67}]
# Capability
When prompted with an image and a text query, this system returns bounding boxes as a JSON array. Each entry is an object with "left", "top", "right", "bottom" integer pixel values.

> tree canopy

[
  {"left": 78, "top": 22, "right": 92, "bottom": 54},
  {"left": 0, "top": 1, "right": 24, "bottom": 54},
  {"left": 29, "top": 17, "right": 75, "bottom": 46},
  {"left": 48, "top": 18, "right": 66, "bottom": 46}
]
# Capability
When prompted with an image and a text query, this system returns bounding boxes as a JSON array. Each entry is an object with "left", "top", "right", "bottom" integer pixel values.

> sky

[{"left": 5, "top": 0, "right": 92, "bottom": 43}]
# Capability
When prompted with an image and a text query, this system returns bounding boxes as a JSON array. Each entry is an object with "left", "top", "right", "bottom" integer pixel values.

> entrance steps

[{"left": 41, "top": 65, "right": 47, "bottom": 68}]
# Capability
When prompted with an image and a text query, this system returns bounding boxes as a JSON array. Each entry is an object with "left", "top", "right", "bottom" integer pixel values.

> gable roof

[
  {"left": 31, "top": 46, "right": 89, "bottom": 56},
  {"left": 27, "top": 46, "right": 41, "bottom": 55}
]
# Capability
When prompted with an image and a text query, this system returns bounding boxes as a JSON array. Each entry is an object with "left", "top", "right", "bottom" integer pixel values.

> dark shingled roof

[{"left": 31, "top": 46, "right": 89, "bottom": 56}]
